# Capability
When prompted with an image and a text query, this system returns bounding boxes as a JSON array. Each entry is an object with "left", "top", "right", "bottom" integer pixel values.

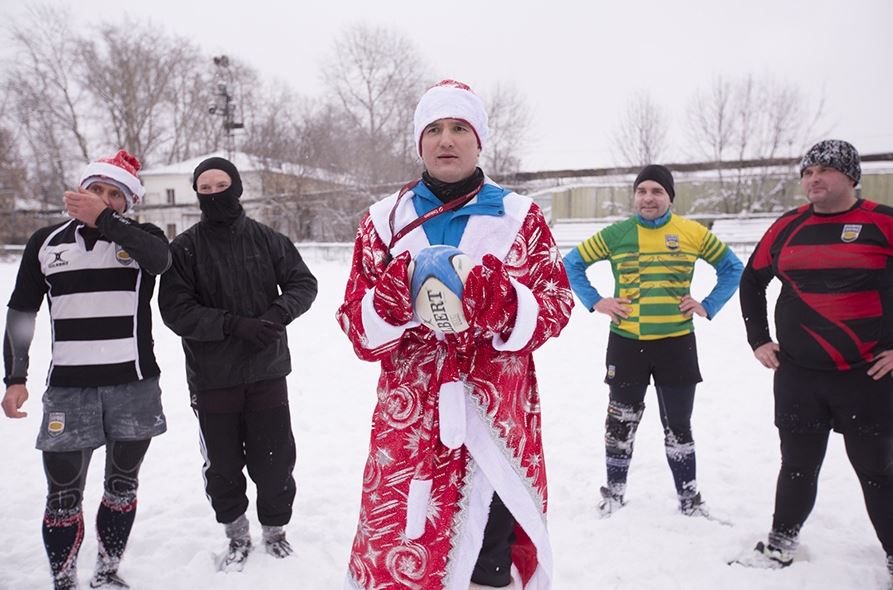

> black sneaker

[
  {"left": 262, "top": 526, "right": 294, "bottom": 559},
  {"left": 89, "top": 571, "right": 130, "bottom": 589},
  {"left": 679, "top": 492, "right": 707, "bottom": 516},
  {"left": 217, "top": 537, "right": 252, "bottom": 573}
]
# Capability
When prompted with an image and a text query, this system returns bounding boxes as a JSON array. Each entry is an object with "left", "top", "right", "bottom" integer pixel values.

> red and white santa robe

[{"left": 336, "top": 180, "right": 573, "bottom": 590}]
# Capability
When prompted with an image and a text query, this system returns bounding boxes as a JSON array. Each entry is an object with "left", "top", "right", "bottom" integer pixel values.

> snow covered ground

[{"left": 0, "top": 250, "right": 888, "bottom": 589}]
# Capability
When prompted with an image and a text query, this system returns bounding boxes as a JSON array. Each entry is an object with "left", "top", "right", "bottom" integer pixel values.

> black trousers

[
  {"left": 773, "top": 429, "right": 893, "bottom": 556},
  {"left": 193, "top": 377, "right": 297, "bottom": 527},
  {"left": 471, "top": 493, "right": 516, "bottom": 587}
]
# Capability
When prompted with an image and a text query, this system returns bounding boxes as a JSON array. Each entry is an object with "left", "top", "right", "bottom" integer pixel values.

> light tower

[{"left": 208, "top": 55, "right": 244, "bottom": 159}]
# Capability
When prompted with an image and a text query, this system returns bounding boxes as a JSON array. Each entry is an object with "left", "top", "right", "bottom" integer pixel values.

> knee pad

[
  {"left": 104, "top": 474, "right": 139, "bottom": 505},
  {"left": 46, "top": 489, "right": 84, "bottom": 514},
  {"left": 104, "top": 440, "right": 150, "bottom": 499},
  {"left": 43, "top": 450, "right": 89, "bottom": 514}
]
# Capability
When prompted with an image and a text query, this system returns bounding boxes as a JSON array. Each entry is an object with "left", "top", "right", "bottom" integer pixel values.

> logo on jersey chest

[
  {"left": 665, "top": 234, "right": 680, "bottom": 251},
  {"left": 48, "top": 251, "right": 69, "bottom": 268},
  {"left": 841, "top": 224, "right": 862, "bottom": 243},
  {"left": 115, "top": 244, "right": 134, "bottom": 265}
]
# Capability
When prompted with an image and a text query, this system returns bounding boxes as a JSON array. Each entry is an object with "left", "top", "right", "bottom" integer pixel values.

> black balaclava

[
  {"left": 193, "top": 157, "right": 244, "bottom": 225},
  {"left": 634, "top": 164, "right": 676, "bottom": 202}
]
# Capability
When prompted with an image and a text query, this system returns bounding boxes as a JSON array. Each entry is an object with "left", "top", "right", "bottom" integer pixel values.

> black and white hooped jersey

[{"left": 8, "top": 218, "right": 163, "bottom": 387}]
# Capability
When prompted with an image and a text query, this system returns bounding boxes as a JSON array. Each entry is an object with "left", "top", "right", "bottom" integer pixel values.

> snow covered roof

[{"left": 140, "top": 151, "right": 355, "bottom": 187}]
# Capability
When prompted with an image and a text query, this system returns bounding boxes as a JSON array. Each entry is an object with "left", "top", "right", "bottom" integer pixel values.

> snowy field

[{"left": 0, "top": 249, "right": 888, "bottom": 589}]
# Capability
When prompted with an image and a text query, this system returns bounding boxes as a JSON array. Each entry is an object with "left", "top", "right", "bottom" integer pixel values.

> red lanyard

[{"left": 388, "top": 179, "right": 485, "bottom": 251}]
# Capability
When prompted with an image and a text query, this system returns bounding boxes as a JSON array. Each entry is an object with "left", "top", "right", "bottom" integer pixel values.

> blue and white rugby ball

[{"left": 408, "top": 246, "right": 473, "bottom": 334}]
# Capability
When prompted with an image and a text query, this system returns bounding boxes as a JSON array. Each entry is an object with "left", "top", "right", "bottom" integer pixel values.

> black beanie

[
  {"left": 634, "top": 164, "right": 675, "bottom": 202},
  {"left": 192, "top": 157, "right": 243, "bottom": 197}
]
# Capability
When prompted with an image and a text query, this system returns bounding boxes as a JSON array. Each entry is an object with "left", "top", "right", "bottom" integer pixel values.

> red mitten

[
  {"left": 373, "top": 251, "right": 414, "bottom": 326},
  {"left": 462, "top": 254, "right": 518, "bottom": 333}
]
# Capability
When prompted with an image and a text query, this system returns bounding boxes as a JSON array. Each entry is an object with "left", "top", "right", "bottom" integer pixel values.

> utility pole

[{"left": 208, "top": 55, "right": 244, "bottom": 160}]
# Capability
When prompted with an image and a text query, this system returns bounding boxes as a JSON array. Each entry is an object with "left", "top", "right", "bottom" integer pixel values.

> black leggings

[
  {"left": 471, "top": 493, "right": 515, "bottom": 587},
  {"left": 773, "top": 430, "right": 893, "bottom": 556},
  {"left": 43, "top": 439, "right": 151, "bottom": 514},
  {"left": 42, "top": 440, "right": 151, "bottom": 583}
]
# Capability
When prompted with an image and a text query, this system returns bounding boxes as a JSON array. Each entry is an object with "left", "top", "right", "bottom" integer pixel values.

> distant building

[{"left": 541, "top": 159, "right": 893, "bottom": 222}]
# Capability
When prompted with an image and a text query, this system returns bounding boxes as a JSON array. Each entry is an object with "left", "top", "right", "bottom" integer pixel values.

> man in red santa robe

[{"left": 336, "top": 79, "right": 573, "bottom": 590}]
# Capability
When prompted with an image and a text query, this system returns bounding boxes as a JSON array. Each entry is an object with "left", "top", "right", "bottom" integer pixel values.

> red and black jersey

[{"left": 740, "top": 199, "right": 893, "bottom": 372}]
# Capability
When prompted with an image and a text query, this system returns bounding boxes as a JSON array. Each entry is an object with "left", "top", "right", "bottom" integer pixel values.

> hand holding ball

[{"left": 408, "top": 246, "right": 473, "bottom": 333}]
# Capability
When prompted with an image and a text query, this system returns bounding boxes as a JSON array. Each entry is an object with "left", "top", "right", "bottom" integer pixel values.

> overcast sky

[{"left": 2, "top": 0, "right": 891, "bottom": 171}]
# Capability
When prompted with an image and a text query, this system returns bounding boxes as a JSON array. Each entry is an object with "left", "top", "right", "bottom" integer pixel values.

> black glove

[
  {"left": 259, "top": 306, "right": 288, "bottom": 325},
  {"left": 228, "top": 315, "right": 285, "bottom": 350}
]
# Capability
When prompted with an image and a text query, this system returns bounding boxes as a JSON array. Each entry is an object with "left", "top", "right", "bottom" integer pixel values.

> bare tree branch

[{"left": 612, "top": 91, "right": 668, "bottom": 166}]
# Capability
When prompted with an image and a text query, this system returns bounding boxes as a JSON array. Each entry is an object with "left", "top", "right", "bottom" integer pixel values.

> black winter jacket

[{"left": 159, "top": 212, "right": 317, "bottom": 392}]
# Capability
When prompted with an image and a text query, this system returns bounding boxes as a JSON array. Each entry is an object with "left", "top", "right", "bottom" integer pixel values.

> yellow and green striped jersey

[{"left": 576, "top": 214, "right": 729, "bottom": 340}]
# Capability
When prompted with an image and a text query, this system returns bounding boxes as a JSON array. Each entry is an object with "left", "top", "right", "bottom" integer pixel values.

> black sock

[
  {"left": 95, "top": 492, "right": 137, "bottom": 574},
  {"left": 43, "top": 507, "right": 85, "bottom": 586}
]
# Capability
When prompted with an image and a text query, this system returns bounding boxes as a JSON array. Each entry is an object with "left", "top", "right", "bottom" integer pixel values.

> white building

[{"left": 137, "top": 152, "right": 351, "bottom": 240}]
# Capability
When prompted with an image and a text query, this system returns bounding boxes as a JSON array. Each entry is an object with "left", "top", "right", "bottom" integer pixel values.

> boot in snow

[
  {"left": 217, "top": 515, "right": 252, "bottom": 572},
  {"left": 729, "top": 541, "right": 793, "bottom": 569},
  {"left": 596, "top": 486, "right": 626, "bottom": 519},
  {"left": 53, "top": 569, "right": 78, "bottom": 590},
  {"left": 217, "top": 537, "right": 252, "bottom": 572},
  {"left": 262, "top": 525, "right": 293, "bottom": 558},
  {"left": 89, "top": 571, "right": 130, "bottom": 589}
]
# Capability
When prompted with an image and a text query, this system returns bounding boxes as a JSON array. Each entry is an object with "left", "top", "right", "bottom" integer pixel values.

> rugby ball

[{"left": 408, "top": 246, "right": 473, "bottom": 334}]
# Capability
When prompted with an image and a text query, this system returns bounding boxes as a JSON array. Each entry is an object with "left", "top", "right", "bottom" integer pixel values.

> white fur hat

[{"left": 413, "top": 80, "right": 489, "bottom": 158}]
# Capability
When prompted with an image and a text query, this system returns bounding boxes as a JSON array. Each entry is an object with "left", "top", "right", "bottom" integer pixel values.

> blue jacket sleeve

[
  {"left": 700, "top": 248, "right": 744, "bottom": 319},
  {"left": 562, "top": 248, "right": 603, "bottom": 312}
]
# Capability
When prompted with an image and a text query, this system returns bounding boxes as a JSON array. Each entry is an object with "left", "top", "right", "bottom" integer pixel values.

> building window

[
  {"left": 166, "top": 188, "right": 175, "bottom": 204},
  {"left": 166, "top": 224, "right": 177, "bottom": 240}
]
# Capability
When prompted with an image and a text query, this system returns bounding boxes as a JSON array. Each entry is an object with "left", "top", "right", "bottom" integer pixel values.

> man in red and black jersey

[{"left": 735, "top": 140, "right": 893, "bottom": 581}]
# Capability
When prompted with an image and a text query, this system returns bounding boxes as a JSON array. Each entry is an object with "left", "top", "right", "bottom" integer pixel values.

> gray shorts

[{"left": 36, "top": 376, "right": 167, "bottom": 452}]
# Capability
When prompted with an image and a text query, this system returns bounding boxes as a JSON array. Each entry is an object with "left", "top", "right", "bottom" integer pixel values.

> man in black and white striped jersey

[{"left": 2, "top": 149, "right": 171, "bottom": 590}]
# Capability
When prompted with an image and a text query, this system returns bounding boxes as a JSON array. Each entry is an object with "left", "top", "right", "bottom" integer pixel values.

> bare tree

[
  {"left": 3, "top": 4, "right": 96, "bottom": 204},
  {"left": 79, "top": 20, "right": 196, "bottom": 166},
  {"left": 483, "top": 82, "right": 531, "bottom": 176},
  {"left": 612, "top": 91, "right": 669, "bottom": 166},
  {"left": 321, "top": 24, "right": 427, "bottom": 183},
  {"left": 686, "top": 74, "right": 824, "bottom": 213}
]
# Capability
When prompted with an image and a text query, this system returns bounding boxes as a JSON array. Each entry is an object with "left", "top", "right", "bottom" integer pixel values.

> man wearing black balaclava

[{"left": 158, "top": 156, "right": 318, "bottom": 572}]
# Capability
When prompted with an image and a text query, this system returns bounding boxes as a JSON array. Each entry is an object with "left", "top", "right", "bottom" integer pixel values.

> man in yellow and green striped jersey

[{"left": 563, "top": 164, "right": 743, "bottom": 519}]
